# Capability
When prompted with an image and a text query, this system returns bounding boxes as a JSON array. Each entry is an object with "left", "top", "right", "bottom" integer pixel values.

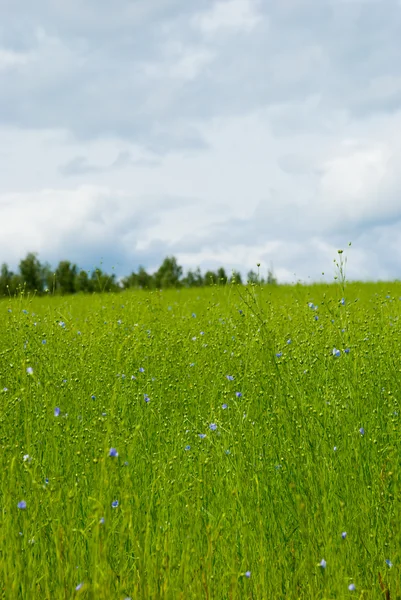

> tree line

[{"left": 0, "top": 252, "right": 277, "bottom": 297}]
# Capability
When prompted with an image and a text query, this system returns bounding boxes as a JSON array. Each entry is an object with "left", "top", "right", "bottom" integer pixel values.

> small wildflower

[
  {"left": 222, "top": 403, "right": 228, "bottom": 409},
  {"left": 144, "top": 394, "right": 150, "bottom": 403},
  {"left": 348, "top": 584, "right": 356, "bottom": 591},
  {"left": 276, "top": 352, "right": 282, "bottom": 358},
  {"left": 245, "top": 571, "right": 251, "bottom": 578},
  {"left": 111, "top": 500, "right": 119, "bottom": 508},
  {"left": 340, "top": 298, "right": 345, "bottom": 305},
  {"left": 359, "top": 427, "right": 365, "bottom": 435},
  {"left": 235, "top": 391, "right": 242, "bottom": 398},
  {"left": 22, "top": 309, "right": 28, "bottom": 314},
  {"left": 314, "top": 315, "right": 319, "bottom": 321},
  {"left": 42, "top": 339, "right": 47, "bottom": 344},
  {"left": 23, "top": 454, "right": 31, "bottom": 463},
  {"left": 308, "top": 302, "right": 315, "bottom": 309},
  {"left": 209, "top": 423, "right": 217, "bottom": 431},
  {"left": 226, "top": 375, "right": 234, "bottom": 381},
  {"left": 54, "top": 407, "right": 60, "bottom": 417},
  {"left": 109, "top": 448, "right": 118, "bottom": 457},
  {"left": 139, "top": 367, "right": 144, "bottom": 373},
  {"left": 192, "top": 336, "right": 197, "bottom": 341},
  {"left": 385, "top": 559, "right": 393, "bottom": 568},
  {"left": 198, "top": 433, "right": 206, "bottom": 439},
  {"left": 192, "top": 313, "right": 196, "bottom": 318},
  {"left": 225, "top": 449, "right": 231, "bottom": 455},
  {"left": 26, "top": 367, "right": 33, "bottom": 375},
  {"left": 91, "top": 395, "right": 96, "bottom": 400},
  {"left": 185, "top": 445, "right": 191, "bottom": 451},
  {"left": 99, "top": 517, "right": 105, "bottom": 524},
  {"left": 319, "top": 559, "right": 326, "bottom": 569},
  {"left": 59, "top": 321, "right": 65, "bottom": 328},
  {"left": 190, "top": 362, "right": 195, "bottom": 367},
  {"left": 334, "top": 446, "right": 337, "bottom": 451},
  {"left": 287, "top": 339, "right": 291, "bottom": 344},
  {"left": 342, "top": 532, "right": 347, "bottom": 539},
  {"left": 102, "top": 412, "right": 107, "bottom": 416},
  {"left": 45, "top": 478, "right": 49, "bottom": 484},
  {"left": 332, "top": 348, "right": 341, "bottom": 358},
  {"left": 200, "top": 331, "right": 204, "bottom": 335},
  {"left": 75, "top": 583, "right": 83, "bottom": 591},
  {"left": 18, "top": 500, "right": 27, "bottom": 510}
]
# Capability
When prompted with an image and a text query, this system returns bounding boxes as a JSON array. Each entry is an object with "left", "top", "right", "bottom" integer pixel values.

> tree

[
  {"left": 217, "top": 267, "right": 227, "bottom": 285},
  {"left": 247, "top": 270, "right": 258, "bottom": 284},
  {"left": 75, "top": 270, "right": 93, "bottom": 293},
  {"left": 267, "top": 268, "right": 278, "bottom": 285},
  {"left": 19, "top": 252, "right": 44, "bottom": 293},
  {"left": 154, "top": 256, "right": 183, "bottom": 288},
  {"left": 204, "top": 270, "right": 218, "bottom": 285},
  {"left": 0, "top": 263, "right": 14, "bottom": 296},
  {"left": 55, "top": 261, "right": 77, "bottom": 294},
  {"left": 230, "top": 270, "right": 243, "bottom": 285},
  {"left": 183, "top": 267, "right": 203, "bottom": 287}
]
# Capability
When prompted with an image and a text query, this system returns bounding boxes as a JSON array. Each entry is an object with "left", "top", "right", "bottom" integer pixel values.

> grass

[{"left": 0, "top": 280, "right": 400, "bottom": 598}]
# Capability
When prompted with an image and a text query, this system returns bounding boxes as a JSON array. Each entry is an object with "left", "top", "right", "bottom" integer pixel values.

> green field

[{"left": 0, "top": 280, "right": 400, "bottom": 599}]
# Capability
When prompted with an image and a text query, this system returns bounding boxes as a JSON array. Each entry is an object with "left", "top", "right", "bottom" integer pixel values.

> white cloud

[
  {"left": 1, "top": 0, "right": 401, "bottom": 282},
  {"left": 193, "top": 0, "right": 262, "bottom": 35},
  {"left": 0, "top": 49, "right": 32, "bottom": 71}
]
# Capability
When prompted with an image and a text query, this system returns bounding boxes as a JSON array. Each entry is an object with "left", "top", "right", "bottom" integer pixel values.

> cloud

[
  {"left": 1, "top": 0, "right": 401, "bottom": 282},
  {"left": 59, "top": 151, "right": 160, "bottom": 176},
  {"left": 192, "top": 0, "right": 262, "bottom": 34}
]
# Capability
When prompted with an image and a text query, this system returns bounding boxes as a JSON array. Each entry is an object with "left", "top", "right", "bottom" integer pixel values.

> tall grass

[{"left": 0, "top": 281, "right": 400, "bottom": 598}]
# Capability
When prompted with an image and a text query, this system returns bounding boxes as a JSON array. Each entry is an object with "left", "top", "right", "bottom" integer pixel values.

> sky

[{"left": 1, "top": 0, "right": 401, "bottom": 283}]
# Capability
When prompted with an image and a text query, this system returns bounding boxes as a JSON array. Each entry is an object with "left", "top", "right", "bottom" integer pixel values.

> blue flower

[
  {"left": 144, "top": 394, "right": 150, "bottom": 403},
  {"left": 22, "top": 309, "right": 28, "bottom": 314},
  {"left": 198, "top": 433, "right": 206, "bottom": 439},
  {"left": 26, "top": 367, "right": 33, "bottom": 375},
  {"left": 18, "top": 500, "right": 27, "bottom": 510},
  {"left": 99, "top": 517, "right": 105, "bottom": 524},
  {"left": 359, "top": 428, "right": 365, "bottom": 436},
  {"left": 59, "top": 321, "right": 65, "bottom": 328},
  {"left": 245, "top": 571, "right": 251, "bottom": 578},
  {"left": 185, "top": 445, "right": 191, "bottom": 451},
  {"left": 139, "top": 367, "right": 145, "bottom": 373},
  {"left": 45, "top": 478, "right": 49, "bottom": 484},
  {"left": 348, "top": 584, "right": 355, "bottom": 591},
  {"left": 192, "top": 313, "right": 196, "bottom": 318},
  {"left": 319, "top": 559, "right": 326, "bottom": 569},
  {"left": 222, "top": 404, "right": 228, "bottom": 409},
  {"left": 75, "top": 583, "right": 83, "bottom": 591},
  {"left": 333, "top": 446, "right": 337, "bottom": 451},
  {"left": 342, "top": 532, "right": 347, "bottom": 539},
  {"left": 111, "top": 500, "right": 119, "bottom": 508},
  {"left": 276, "top": 352, "right": 282, "bottom": 358},
  {"left": 308, "top": 303, "right": 315, "bottom": 309},
  {"left": 314, "top": 315, "right": 319, "bottom": 321},
  {"left": 344, "top": 348, "right": 350, "bottom": 354},
  {"left": 54, "top": 407, "right": 60, "bottom": 417},
  {"left": 91, "top": 395, "right": 96, "bottom": 400},
  {"left": 287, "top": 339, "right": 292, "bottom": 344},
  {"left": 340, "top": 298, "right": 345, "bottom": 305},
  {"left": 42, "top": 339, "right": 47, "bottom": 344},
  {"left": 385, "top": 559, "right": 393, "bottom": 568},
  {"left": 226, "top": 375, "right": 234, "bottom": 381},
  {"left": 209, "top": 423, "right": 217, "bottom": 431},
  {"left": 109, "top": 448, "right": 118, "bottom": 457},
  {"left": 332, "top": 348, "right": 341, "bottom": 358},
  {"left": 235, "top": 392, "right": 242, "bottom": 398}
]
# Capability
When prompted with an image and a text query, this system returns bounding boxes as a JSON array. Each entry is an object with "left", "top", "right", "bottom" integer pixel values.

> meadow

[{"left": 0, "top": 279, "right": 400, "bottom": 599}]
